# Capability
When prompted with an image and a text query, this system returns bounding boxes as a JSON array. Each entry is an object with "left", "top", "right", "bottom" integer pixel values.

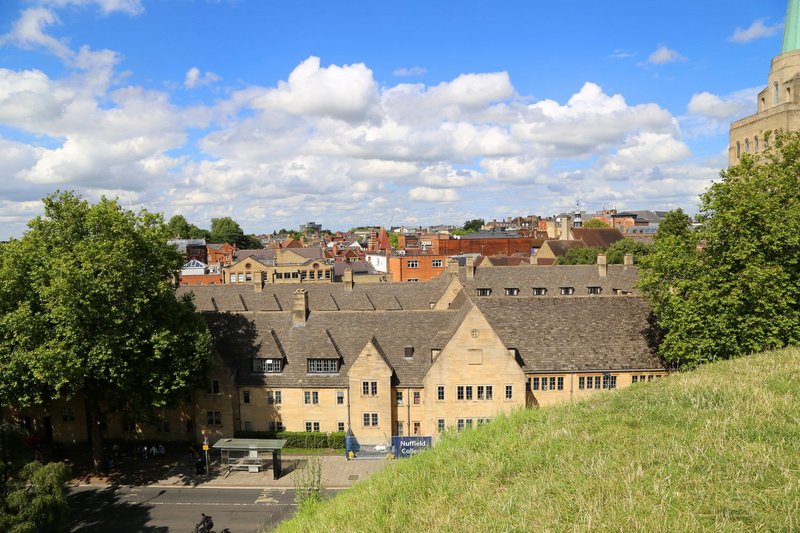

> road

[{"left": 68, "top": 485, "right": 337, "bottom": 532}]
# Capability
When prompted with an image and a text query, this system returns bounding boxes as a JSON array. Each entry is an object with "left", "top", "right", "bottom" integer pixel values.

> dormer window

[
  {"left": 560, "top": 287, "right": 575, "bottom": 296},
  {"left": 252, "top": 358, "right": 282, "bottom": 373},
  {"left": 307, "top": 358, "right": 339, "bottom": 373},
  {"left": 587, "top": 286, "right": 602, "bottom": 295},
  {"left": 476, "top": 288, "right": 492, "bottom": 296},
  {"left": 504, "top": 288, "right": 520, "bottom": 296},
  {"left": 404, "top": 346, "right": 414, "bottom": 358},
  {"left": 532, "top": 287, "right": 547, "bottom": 296}
]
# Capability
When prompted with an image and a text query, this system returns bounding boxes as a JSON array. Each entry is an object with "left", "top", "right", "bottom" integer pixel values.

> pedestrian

[
  {"left": 142, "top": 445, "right": 148, "bottom": 459},
  {"left": 149, "top": 445, "right": 157, "bottom": 458},
  {"left": 157, "top": 444, "right": 166, "bottom": 456}
]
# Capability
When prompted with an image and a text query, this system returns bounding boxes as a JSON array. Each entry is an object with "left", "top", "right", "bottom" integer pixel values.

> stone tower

[{"left": 729, "top": 0, "right": 800, "bottom": 166}]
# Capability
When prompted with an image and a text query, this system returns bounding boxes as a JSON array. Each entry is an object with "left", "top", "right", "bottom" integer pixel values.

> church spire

[{"left": 782, "top": 0, "right": 800, "bottom": 53}]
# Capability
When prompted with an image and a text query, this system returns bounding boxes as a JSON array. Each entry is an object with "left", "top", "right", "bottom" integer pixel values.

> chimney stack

[
  {"left": 293, "top": 289, "right": 308, "bottom": 326},
  {"left": 466, "top": 256, "right": 475, "bottom": 279},
  {"left": 560, "top": 216, "right": 571, "bottom": 240},
  {"left": 597, "top": 253, "right": 607, "bottom": 277},
  {"left": 447, "top": 258, "right": 459, "bottom": 278},
  {"left": 253, "top": 271, "right": 263, "bottom": 292},
  {"left": 624, "top": 254, "right": 633, "bottom": 268},
  {"left": 343, "top": 268, "right": 354, "bottom": 292}
]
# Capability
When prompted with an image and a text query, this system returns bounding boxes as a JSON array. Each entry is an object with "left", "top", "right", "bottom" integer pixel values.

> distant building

[{"left": 730, "top": 0, "right": 800, "bottom": 165}]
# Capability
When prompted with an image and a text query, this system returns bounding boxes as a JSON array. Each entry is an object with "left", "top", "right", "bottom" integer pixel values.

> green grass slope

[{"left": 278, "top": 349, "right": 800, "bottom": 532}]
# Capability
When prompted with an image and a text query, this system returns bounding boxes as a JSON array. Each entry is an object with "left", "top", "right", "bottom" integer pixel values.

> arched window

[
  {"left": 736, "top": 142, "right": 741, "bottom": 158},
  {"left": 755, "top": 136, "right": 759, "bottom": 153},
  {"left": 761, "top": 97, "right": 766, "bottom": 111},
  {"left": 745, "top": 139, "right": 750, "bottom": 153},
  {"left": 765, "top": 137, "right": 769, "bottom": 150},
  {"left": 774, "top": 82, "right": 780, "bottom": 104}
]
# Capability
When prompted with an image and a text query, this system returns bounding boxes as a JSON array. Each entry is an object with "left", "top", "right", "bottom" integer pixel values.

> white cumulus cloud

[
  {"left": 730, "top": 19, "right": 783, "bottom": 43},
  {"left": 184, "top": 67, "right": 221, "bottom": 89},
  {"left": 409, "top": 187, "right": 459, "bottom": 203},
  {"left": 645, "top": 45, "right": 687, "bottom": 65}
]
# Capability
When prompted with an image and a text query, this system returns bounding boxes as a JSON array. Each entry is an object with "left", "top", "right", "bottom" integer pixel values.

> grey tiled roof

[
  {"left": 179, "top": 277, "right": 451, "bottom": 313},
  {"left": 475, "top": 297, "right": 664, "bottom": 372},
  {"left": 463, "top": 264, "right": 639, "bottom": 296},
  {"left": 205, "top": 306, "right": 470, "bottom": 388}
]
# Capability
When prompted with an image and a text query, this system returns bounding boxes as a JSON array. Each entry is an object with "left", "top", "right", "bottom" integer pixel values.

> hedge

[{"left": 234, "top": 431, "right": 345, "bottom": 449}]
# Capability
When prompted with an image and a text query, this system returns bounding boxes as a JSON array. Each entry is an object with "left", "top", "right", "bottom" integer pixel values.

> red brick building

[{"left": 387, "top": 252, "right": 448, "bottom": 282}]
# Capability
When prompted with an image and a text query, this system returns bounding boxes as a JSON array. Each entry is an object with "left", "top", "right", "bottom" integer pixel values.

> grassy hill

[{"left": 277, "top": 348, "right": 800, "bottom": 532}]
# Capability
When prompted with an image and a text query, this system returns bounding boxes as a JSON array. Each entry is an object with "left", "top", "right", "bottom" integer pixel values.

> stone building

[
  {"left": 730, "top": 0, "right": 800, "bottom": 166},
  {"left": 14, "top": 260, "right": 666, "bottom": 447}
]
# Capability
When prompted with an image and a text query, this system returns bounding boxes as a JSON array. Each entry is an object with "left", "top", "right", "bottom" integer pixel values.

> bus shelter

[{"left": 212, "top": 438, "right": 287, "bottom": 479}]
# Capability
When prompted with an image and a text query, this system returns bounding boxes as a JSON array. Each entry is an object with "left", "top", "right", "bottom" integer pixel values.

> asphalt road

[{"left": 68, "top": 485, "right": 335, "bottom": 532}]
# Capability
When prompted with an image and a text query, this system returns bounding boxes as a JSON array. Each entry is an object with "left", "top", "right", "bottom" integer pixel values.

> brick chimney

[
  {"left": 597, "top": 253, "right": 607, "bottom": 277},
  {"left": 293, "top": 289, "right": 308, "bottom": 326},
  {"left": 624, "top": 254, "right": 633, "bottom": 268},
  {"left": 466, "top": 256, "right": 475, "bottom": 279},
  {"left": 253, "top": 271, "right": 263, "bottom": 292},
  {"left": 343, "top": 268, "right": 354, "bottom": 292}
]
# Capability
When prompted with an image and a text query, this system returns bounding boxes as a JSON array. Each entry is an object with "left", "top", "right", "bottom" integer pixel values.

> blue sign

[{"left": 392, "top": 436, "right": 432, "bottom": 458}]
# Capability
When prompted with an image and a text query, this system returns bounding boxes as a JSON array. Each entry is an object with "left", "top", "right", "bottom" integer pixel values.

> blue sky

[{"left": 0, "top": 0, "right": 790, "bottom": 239}]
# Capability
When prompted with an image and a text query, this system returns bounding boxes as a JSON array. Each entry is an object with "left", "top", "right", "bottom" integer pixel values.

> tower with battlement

[{"left": 729, "top": 0, "right": 800, "bottom": 166}]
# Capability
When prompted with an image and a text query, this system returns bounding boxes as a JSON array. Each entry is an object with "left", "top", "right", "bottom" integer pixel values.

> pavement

[{"left": 70, "top": 453, "right": 392, "bottom": 490}]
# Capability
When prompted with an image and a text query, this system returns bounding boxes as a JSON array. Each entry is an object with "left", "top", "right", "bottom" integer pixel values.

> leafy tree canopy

[
  {"left": 462, "top": 219, "right": 484, "bottom": 233},
  {"left": 210, "top": 217, "right": 262, "bottom": 249},
  {"left": 166, "top": 214, "right": 211, "bottom": 240},
  {"left": 556, "top": 247, "right": 604, "bottom": 265},
  {"left": 606, "top": 238, "right": 651, "bottom": 264},
  {"left": 0, "top": 192, "right": 212, "bottom": 468},
  {"left": 0, "top": 461, "right": 70, "bottom": 532},
  {"left": 639, "top": 131, "right": 800, "bottom": 368},
  {"left": 583, "top": 218, "right": 610, "bottom": 228}
]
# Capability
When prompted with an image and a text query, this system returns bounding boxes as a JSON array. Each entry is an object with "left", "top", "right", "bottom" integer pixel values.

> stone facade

[
  {"left": 729, "top": 47, "right": 800, "bottom": 166},
  {"left": 14, "top": 264, "right": 666, "bottom": 447}
]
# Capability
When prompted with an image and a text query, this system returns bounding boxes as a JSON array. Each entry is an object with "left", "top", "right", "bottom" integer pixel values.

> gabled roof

[
  {"left": 205, "top": 305, "right": 469, "bottom": 388},
  {"left": 475, "top": 297, "right": 663, "bottom": 372},
  {"left": 541, "top": 240, "right": 585, "bottom": 256},
  {"left": 463, "top": 264, "right": 639, "bottom": 296},
  {"left": 571, "top": 228, "right": 625, "bottom": 249}
]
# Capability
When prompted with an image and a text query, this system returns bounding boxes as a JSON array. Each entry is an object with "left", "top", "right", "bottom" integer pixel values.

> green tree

[
  {"left": 606, "top": 238, "right": 651, "bottom": 264},
  {"left": 210, "top": 217, "right": 262, "bottom": 249},
  {"left": 0, "top": 461, "right": 70, "bottom": 532},
  {"left": 583, "top": 218, "right": 610, "bottom": 228},
  {"left": 166, "top": 214, "right": 191, "bottom": 238},
  {"left": 556, "top": 247, "right": 603, "bottom": 265},
  {"left": 639, "top": 131, "right": 800, "bottom": 368},
  {"left": 0, "top": 192, "right": 212, "bottom": 470},
  {"left": 462, "top": 219, "right": 484, "bottom": 233},
  {"left": 388, "top": 232, "right": 399, "bottom": 249}
]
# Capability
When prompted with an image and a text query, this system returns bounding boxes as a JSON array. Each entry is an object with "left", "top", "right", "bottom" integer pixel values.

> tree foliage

[
  {"left": 583, "top": 218, "right": 610, "bottom": 228},
  {"left": 210, "top": 217, "right": 262, "bottom": 249},
  {"left": 0, "top": 461, "right": 70, "bottom": 532},
  {"left": 606, "top": 238, "right": 651, "bottom": 264},
  {"left": 555, "top": 247, "right": 603, "bottom": 265},
  {"left": 0, "top": 192, "right": 212, "bottom": 468},
  {"left": 462, "top": 219, "right": 484, "bottom": 233},
  {"left": 166, "top": 214, "right": 210, "bottom": 240},
  {"left": 639, "top": 131, "right": 800, "bottom": 368}
]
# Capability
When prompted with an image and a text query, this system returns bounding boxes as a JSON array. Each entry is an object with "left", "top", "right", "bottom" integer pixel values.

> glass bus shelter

[{"left": 211, "top": 438, "right": 287, "bottom": 479}]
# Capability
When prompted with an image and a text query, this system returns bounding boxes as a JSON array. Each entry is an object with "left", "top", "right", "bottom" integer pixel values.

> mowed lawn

[{"left": 277, "top": 348, "right": 800, "bottom": 532}]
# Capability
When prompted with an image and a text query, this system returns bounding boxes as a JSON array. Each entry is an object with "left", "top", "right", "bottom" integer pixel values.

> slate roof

[
  {"left": 234, "top": 248, "right": 325, "bottom": 262},
  {"left": 475, "top": 297, "right": 664, "bottom": 372},
  {"left": 179, "top": 276, "right": 451, "bottom": 313},
  {"left": 541, "top": 240, "right": 585, "bottom": 257},
  {"left": 204, "top": 305, "right": 471, "bottom": 388},
  {"left": 571, "top": 228, "right": 625, "bottom": 248},
  {"left": 462, "top": 264, "right": 639, "bottom": 296}
]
